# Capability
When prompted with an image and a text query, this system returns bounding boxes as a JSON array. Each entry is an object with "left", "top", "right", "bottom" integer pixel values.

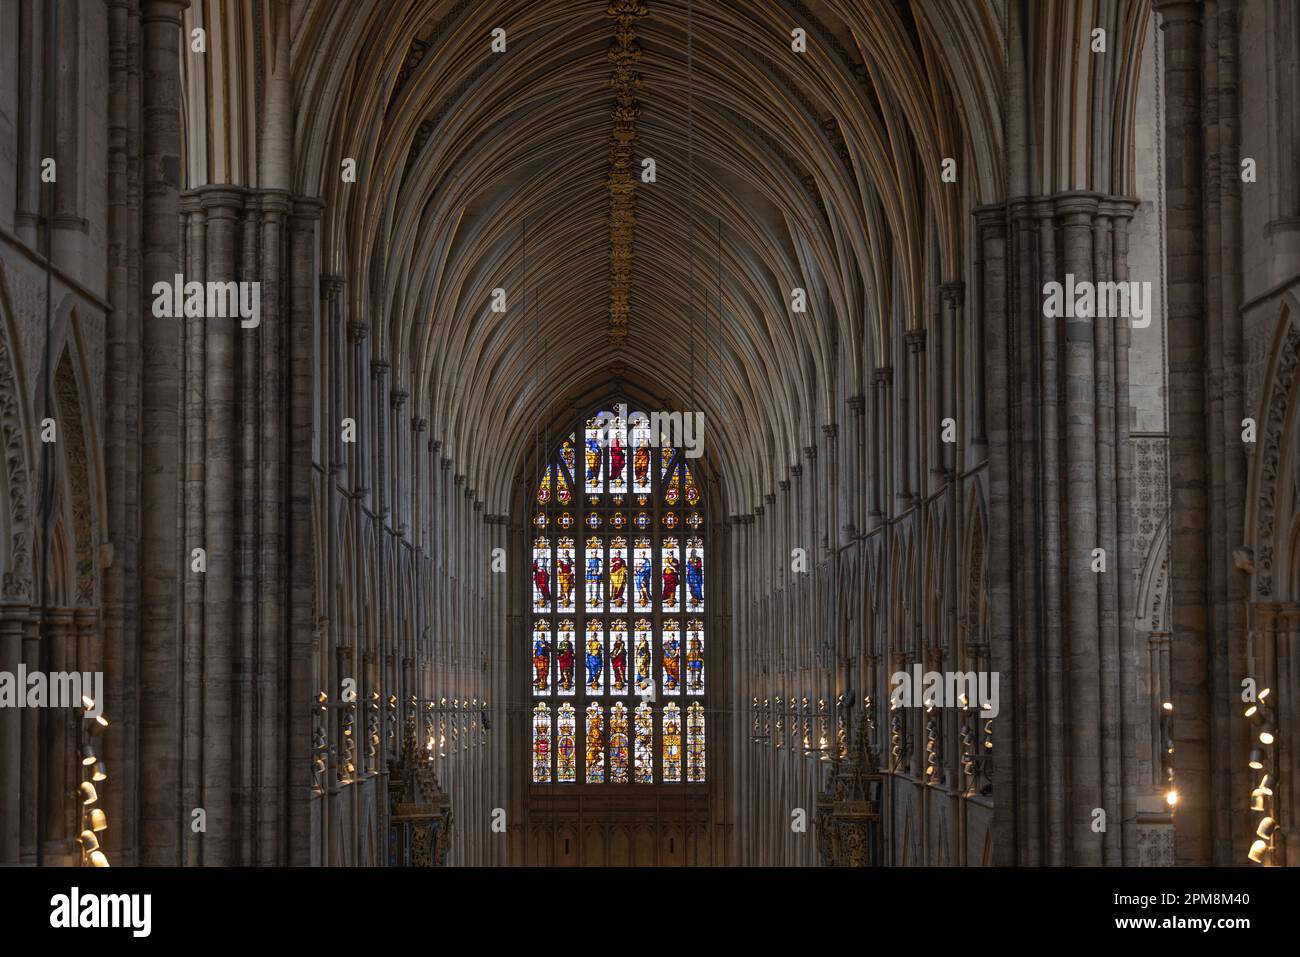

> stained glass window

[
  {"left": 585, "top": 702, "right": 605, "bottom": 783},
  {"left": 634, "top": 701, "right": 654, "bottom": 783},
  {"left": 663, "top": 703, "right": 682, "bottom": 783},
  {"left": 610, "top": 702, "right": 629, "bottom": 783},
  {"left": 528, "top": 406, "right": 706, "bottom": 785},
  {"left": 557, "top": 704, "right": 577, "bottom": 783},
  {"left": 533, "top": 703, "right": 552, "bottom": 783},
  {"left": 686, "top": 702, "right": 705, "bottom": 782}
]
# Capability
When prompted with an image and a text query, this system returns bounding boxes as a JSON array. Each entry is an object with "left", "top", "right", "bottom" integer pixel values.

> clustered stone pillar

[
  {"left": 1154, "top": 0, "right": 1213, "bottom": 867},
  {"left": 137, "top": 0, "right": 188, "bottom": 866}
]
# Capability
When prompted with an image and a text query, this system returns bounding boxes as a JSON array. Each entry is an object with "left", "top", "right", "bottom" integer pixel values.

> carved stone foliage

[
  {"left": 1136, "top": 822, "right": 1175, "bottom": 867},
  {"left": 0, "top": 309, "right": 31, "bottom": 600},
  {"left": 1256, "top": 320, "right": 1300, "bottom": 597},
  {"left": 1134, "top": 435, "right": 1168, "bottom": 565},
  {"left": 55, "top": 355, "right": 96, "bottom": 605}
]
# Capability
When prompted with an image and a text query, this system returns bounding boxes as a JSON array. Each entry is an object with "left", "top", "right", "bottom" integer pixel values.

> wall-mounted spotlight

[{"left": 1248, "top": 840, "right": 1267, "bottom": 864}]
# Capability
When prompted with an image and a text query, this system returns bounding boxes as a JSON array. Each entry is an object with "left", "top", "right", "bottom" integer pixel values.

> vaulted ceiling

[{"left": 197, "top": 0, "right": 1012, "bottom": 514}]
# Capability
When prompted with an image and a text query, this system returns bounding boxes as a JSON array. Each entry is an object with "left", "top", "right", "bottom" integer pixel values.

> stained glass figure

[
  {"left": 634, "top": 618, "right": 654, "bottom": 694},
  {"left": 557, "top": 704, "right": 577, "bottom": 783},
  {"left": 609, "top": 536, "right": 629, "bottom": 611},
  {"left": 556, "top": 465, "right": 572, "bottom": 505},
  {"left": 610, "top": 702, "right": 630, "bottom": 783},
  {"left": 661, "top": 536, "right": 681, "bottom": 611},
  {"left": 584, "top": 419, "right": 604, "bottom": 494},
  {"left": 532, "top": 703, "right": 552, "bottom": 783},
  {"left": 532, "top": 618, "right": 553, "bottom": 695},
  {"left": 556, "top": 619, "right": 577, "bottom": 696},
  {"left": 633, "top": 537, "right": 654, "bottom": 611},
  {"left": 663, "top": 703, "right": 682, "bottom": 782},
  {"left": 560, "top": 438, "right": 576, "bottom": 479},
  {"left": 607, "top": 413, "right": 627, "bottom": 493},
  {"left": 556, "top": 539, "right": 576, "bottom": 610},
  {"left": 531, "top": 537, "right": 552, "bottom": 609},
  {"left": 585, "top": 619, "right": 605, "bottom": 694},
  {"left": 585, "top": 538, "right": 604, "bottom": 611},
  {"left": 634, "top": 702, "right": 654, "bottom": 783},
  {"left": 686, "top": 702, "right": 705, "bottom": 782},
  {"left": 685, "top": 536, "right": 704, "bottom": 609},
  {"left": 662, "top": 623, "right": 681, "bottom": 694},
  {"left": 631, "top": 415, "right": 653, "bottom": 493},
  {"left": 610, "top": 620, "right": 629, "bottom": 693},
  {"left": 585, "top": 702, "right": 605, "bottom": 783},
  {"left": 686, "top": 618, "right": 705, "bottom": 696}
]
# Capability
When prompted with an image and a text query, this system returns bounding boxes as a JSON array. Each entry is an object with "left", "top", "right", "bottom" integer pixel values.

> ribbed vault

[{"left": 282, "top": 0, "right": 1006, "bottom": 514}]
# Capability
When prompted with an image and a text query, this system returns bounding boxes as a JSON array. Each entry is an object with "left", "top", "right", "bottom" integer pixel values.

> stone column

[
  {"left": 1154, "top": 0, "right": 1212, "bottom": 866},
  {"left": 940, "top": 283, "right": 963, "bottom": 476},
  {"left": 286, "top": 197, "right": 322, "bottom": 865},
  {"left": 975, "top": 204, "right": 1018, "bottom": 862},
  {"left": 872, "top": 368, "right": 891, "bottom": 521},
  {"left": 201, "top": 186, "right": 241, "bottom": 866},
  {"left": 137, "top": 0, "right": 188, "bottom": 866},
  {"left": 42, "top": 607, "right": 76, "bottom": 863},
  {"left": 103, "top": 0, "right": 142, "bottom": 866},
  {"left": 0, "top": 606, "right": 25, "bottom": 863},
  {"left": 906, "top": 329, "right": 926, "bottom": 502},
  {"left": 1058, "top": 194, "right": 1103, "bottom": 866}
]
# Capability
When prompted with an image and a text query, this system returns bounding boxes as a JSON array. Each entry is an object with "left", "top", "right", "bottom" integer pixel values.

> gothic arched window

[{"left": 530, "top": 407, "right": 706, "bottom": 785}]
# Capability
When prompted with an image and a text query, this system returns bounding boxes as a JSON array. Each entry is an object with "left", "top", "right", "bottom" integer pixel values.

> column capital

[
  {"left": 370, "top": 359, "right": 390, "bottom": 379},
  {"left": 1152, "top": 0, "right": 1204, "bottom": 25},
  {"left": 1052, "top": 190, "right": 1103, "bottom": 223},
  {"left": 847, "top": 394, "right": 866, "bottom": 414},
  {"left": 940, "top": 281, "right": 965, "bottom": 305},
  {"left": 140, "top": 0, "right": 190, "bottom": 26},
  {"left": 390, "top": 388, "right": 409, "bottom": 409},
  {"left": 873, "top": 366, "right": 893, "bottom": 386},
  {"left": 905, "top": 328, "right": 926, "bottom": 352},
  {"left": 413, "top": 417, "right": 429, "bottom": 433},
  {"left": 822, "top": 423, "right": 838, "bottom": 439}
]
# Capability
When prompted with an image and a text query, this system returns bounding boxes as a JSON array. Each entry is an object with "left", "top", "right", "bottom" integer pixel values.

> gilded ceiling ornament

[{"left": 605, "top": 0, "right": 647, "bottom": 347}]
